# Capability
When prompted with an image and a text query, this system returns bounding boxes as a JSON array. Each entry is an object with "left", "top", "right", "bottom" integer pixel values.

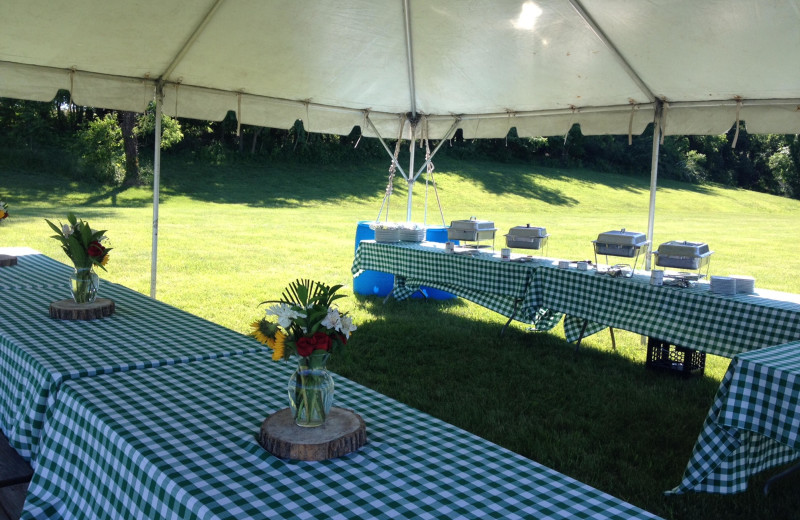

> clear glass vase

[
  {"left": 287, "top": 353, "right": 334, "bottom": 427},
  {"left": 70, "top": 267, "right": 99, "bottom": 303}
]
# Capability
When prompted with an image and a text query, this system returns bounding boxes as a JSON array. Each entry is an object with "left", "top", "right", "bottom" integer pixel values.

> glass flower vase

[
  {"left": 70, "top": 267, "right": 99, "bottom": 303},
  {"left": 287, "top": 353, "right": 334, "bottom": 427}
]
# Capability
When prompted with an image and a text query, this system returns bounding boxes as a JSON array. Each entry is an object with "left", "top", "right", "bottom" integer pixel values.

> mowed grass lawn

[{"left": 3, "top": 154, "right": 800, "bottom": 520}]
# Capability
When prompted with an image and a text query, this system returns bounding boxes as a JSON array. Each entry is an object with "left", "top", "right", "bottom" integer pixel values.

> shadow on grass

[
  {"left": 333, "top": 295, "right": 798, "bottom": 520},
  {"left": 2, "top": 152, "right": 720, "bottom": 212},
  {"left": 156, "top": 156, "right": 389, "bottom": 208},
  {"left": 436, "top": 156, "right": 717, "bottom": 203}
]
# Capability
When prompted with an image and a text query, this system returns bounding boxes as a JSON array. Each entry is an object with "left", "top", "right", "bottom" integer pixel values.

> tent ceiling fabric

[{"left": 1, "top": 0, "right": 799, "bottom": 139}]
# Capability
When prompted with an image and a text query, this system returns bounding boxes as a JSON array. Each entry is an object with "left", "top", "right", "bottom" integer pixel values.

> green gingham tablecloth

[
  {"left": 0, "top": 279, "right": 266, "bottom": 463},
  {"left": 668, "top": 340, "right": 800, "bottom": 494},
  {"left": 0, "top": 249, "right": 75, "bottom": 290},
  {"left": 352, "top": 241, "right": 562, "bottom": 331},
  {"left": 541, "top": 267, "right": 800, "bottom": 358},
  {"left": 23, "top": 352, "right": 662, "bottom": 519}
]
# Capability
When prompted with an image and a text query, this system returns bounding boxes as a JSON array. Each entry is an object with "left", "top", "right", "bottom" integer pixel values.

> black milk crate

[{"left": 645, "top": 338, "right": 705, "bottom": 378}]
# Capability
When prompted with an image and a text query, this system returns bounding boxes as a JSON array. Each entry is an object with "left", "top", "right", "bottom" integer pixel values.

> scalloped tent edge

[{"left": 2, "top": 0, "right": 799, "bottom": 296}]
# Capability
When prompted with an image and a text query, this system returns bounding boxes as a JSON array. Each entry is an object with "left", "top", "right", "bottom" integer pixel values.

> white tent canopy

[
  {"left": 3, "top": 0, "right": 799, "bottom": 137},
  {"left": 2, "top": 0, "right": 799, "bottom": 295}
]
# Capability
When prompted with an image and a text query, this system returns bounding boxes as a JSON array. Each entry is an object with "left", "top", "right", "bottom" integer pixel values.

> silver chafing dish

[
  {"left": 447, "top": 218, "right": 497, "bottom": 244},
  {"left": 653, "top": 241, "right": 713, "bottom": 272},
  {"left": 592, "top": 228, "right": 649, "bottom": 276},
  {"left": 505, "top": 224, "right": 549, "bottom": 250},
  {"left": 593, "top": 229, "right": 648, "bottom": 258}
]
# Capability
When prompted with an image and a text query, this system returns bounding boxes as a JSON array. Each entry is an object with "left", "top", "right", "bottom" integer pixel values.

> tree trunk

[
  {"left": 251, "top": 127, "right": 263, "bottom": 154},
  {"left": 120, "top": 111, "right": 140, "bottom": 186}
]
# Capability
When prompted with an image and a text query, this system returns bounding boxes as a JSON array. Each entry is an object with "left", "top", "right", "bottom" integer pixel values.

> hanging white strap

[
  {"left": 732, "top": 99, "right": 743, "bottom": 149},
  {"left": 659, "top": 101, "right": 669, "bottom": 145},
  {"left": 236, "top": 93, "right": 242, "bottom": 137},
  {"left": 68, "top": 68, "right": 75, "bottom": 110},
  {"left": 628, "top": 103, "right": 636, "bottom": 145},
  {"left": 564, "top": 106, "right": 577, "bottom": 145}
]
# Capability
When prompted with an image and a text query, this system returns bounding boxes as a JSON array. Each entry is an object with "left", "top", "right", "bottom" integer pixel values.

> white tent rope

[
  {"left": 732, "top": 99, "right": 743, "bottom": 148},
  {"left": 422, "top": 117, "right": 447, "bottom": 227},
  {"left": 375, "top": 117, "right": 405, "bottom": 222},
  {"left": 659, "top": 101, "right": 669, "bottom": 144}
]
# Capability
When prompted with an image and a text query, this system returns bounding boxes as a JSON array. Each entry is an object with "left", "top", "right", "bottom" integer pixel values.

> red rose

[
  {"left": 88, "top": 241, "right": 106, "bottom": 259},
  {"left": 295, "top": 332, "right": 331, "bottom": 357}
]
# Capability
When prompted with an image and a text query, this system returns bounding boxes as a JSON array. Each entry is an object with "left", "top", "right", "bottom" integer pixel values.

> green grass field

[{"left": 2, "top": 154, "right": 800, "bottom": 519}]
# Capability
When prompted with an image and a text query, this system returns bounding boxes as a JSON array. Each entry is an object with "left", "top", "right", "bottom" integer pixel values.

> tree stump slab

[
  {"left": 258, "top": 407, "right": 366, "bottom": 461},
  {"left": 49, "top": 298, "right": 115, "bottom": 321},
  {"left": 0, "top": 254, "right": 18, "bottom": 267}
]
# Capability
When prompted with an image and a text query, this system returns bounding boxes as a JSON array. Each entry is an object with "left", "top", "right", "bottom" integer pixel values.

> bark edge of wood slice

[
  {"left": 49, "top": 298, "right": 115, "bottom": 321},
  {"left": 258, "top": 407, "right": 367, "bottom": 461},
  {"left": 0, "top": 254, "right": 18, "bottom": 267}
]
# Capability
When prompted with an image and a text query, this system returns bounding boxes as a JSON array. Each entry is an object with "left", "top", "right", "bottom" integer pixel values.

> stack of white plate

[
  {"left": 710, "top": 276, "right": 737, "bottom": 295},
  {"left": 729, "top": 275, "right": 755, "bottom": 294},
  {"left": 399, "top": 228, "right": 425, "bottom": 242},
  {"left": 374, "top": 228, "right": 400, "bottom": 243}
]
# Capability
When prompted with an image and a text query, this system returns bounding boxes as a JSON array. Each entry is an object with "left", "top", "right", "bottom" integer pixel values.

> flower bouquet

[
  {"left": 45, "top": 213, "right": 111, "bottom": 303},
  {"left": 251, "top": 279, "right": 356, "bottom": 427}
]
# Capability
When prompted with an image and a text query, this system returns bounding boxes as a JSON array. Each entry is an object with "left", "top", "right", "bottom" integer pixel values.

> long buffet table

[
  {"left": 1, "top": 248, "right": 662, "bottom": 517},
  {"left": 352, "top": 241, "right": 800, "bottom": 359},
  {"left": 352, "top": 241, "right": 800, "bottom": 494}
]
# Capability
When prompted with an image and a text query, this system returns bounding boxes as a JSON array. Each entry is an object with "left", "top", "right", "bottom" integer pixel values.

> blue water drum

[
  {"left": 353, "top": 221, "right": 394, "bottom": 297},
  {"left": 352, "top": 221, "right": 455, "bottom": 300}
]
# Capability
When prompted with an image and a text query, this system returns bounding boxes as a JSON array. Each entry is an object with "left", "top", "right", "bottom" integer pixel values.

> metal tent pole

[
  {"left": 150, "top": 89, "right": 163, "bottom": 299},
  {"left": 645, "top": 100, "right": 663, "bottom": 270}
]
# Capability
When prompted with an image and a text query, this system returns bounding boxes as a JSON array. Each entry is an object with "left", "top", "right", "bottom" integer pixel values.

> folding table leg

[{"left": 574, "top": 319, "right": 590, "bottom": 353}]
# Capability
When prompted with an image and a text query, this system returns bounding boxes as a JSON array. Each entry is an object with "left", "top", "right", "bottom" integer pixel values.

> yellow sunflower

[
  {"left": 101, "top": 254, "right": 110, "bottom": 266},
  {"left": 271, "top": 331, "right": 286, "bottom": 361},
  {"left": 250, "top": 319, "right": 273, "bottom": 345}
]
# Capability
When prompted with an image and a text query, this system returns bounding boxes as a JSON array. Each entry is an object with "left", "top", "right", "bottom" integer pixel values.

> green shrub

[{"left": 74, "top": 113, "right": 124, "bottom": 183}]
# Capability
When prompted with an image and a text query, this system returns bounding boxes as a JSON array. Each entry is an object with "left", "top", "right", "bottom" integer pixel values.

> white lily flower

[
  {"left": 62, "top": 224, "right": 73, "bottom": 237},
  {"left": 339, "top": 314, "right": 357, "bottom": 338},
  {"left": 321, "top": 308, "right": 341, "bottom": 331},
  {"left": 266, "top": 303, "right": 305, "bottom": 329}
]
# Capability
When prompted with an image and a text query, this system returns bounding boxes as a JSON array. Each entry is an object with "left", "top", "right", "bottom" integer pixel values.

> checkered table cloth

[
  {"left": 352, "top": 241, "right": 562, "bottom": 331},
  {"left": 541, "top": 267, "right": 800, "bottom": 358},
  {"left": 23, "top": 352, "right": 661, "bottom": 519},
  {"left": 668, "top": 340, "right": 800, "bottom": 494},
  {"left": 0, "top": 250, "right": 74, "bottom": 290},
  {"left": 0, "top": 275, "right": 266, "bottom": 463}
]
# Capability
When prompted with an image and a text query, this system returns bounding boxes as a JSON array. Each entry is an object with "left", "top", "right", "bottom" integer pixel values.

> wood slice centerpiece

[
  {"left": 258, "top": 407, "right": 366, "bottom": 461},
  {"left": 0, "top": 254, "right": 17, "bottom": 267},
  {"left": 49, "top": 298, "right": 115, "bottom": 321}
]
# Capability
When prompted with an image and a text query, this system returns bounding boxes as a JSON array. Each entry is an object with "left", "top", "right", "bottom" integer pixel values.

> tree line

[{"left": 1, "top": 93, "right": 799, "bottom": 199}]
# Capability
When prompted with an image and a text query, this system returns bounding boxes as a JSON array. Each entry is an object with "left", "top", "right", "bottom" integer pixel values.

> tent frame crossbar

[
  {"left": 365, "top": 115, "right": 409, "bottom": 180},
  {"left": 568, "top": 0, "right": 655, "bottom": 102}
]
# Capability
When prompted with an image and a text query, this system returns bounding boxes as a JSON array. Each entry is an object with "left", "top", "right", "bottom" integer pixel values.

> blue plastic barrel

[
  {"left": 353, "top": 221, "right": 395, "bottom": 297},
  {"left": 353, "top": 221, "right": 455, "bottom": 300}
]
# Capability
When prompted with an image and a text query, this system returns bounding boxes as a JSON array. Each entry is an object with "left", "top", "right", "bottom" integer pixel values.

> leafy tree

[{"left": 74, "top": 113, "right": 123, "bottom": 183}]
